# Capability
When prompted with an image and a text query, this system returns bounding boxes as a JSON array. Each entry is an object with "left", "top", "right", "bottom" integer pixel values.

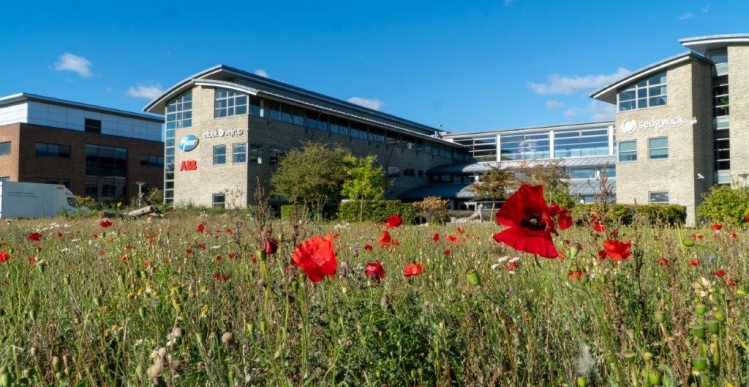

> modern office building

[
  {"left": 0, "top": 93, "right": 164, "bottom": 203},
  {"left": 144, "top": 65, "right": 469, "bottom": 207}
]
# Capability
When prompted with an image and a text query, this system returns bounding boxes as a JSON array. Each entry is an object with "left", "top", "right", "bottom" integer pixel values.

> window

[
  {"left": 403, "top": 168, "right": 415, "bottom": 177},
  {"left": 618, "top": 72, "right": 667, "bottom": 111},
  {"left": 213, "top": 193, "right": 226, "bottom": 208},
  {"left": 140, "top": 154, "right": 164, "bottom": 167},
  {"left": 232, "top": 143, "right": 247, "bottom": 163},
  {"left": 213, "top": 145, "right": 226, "bottom": 165},
  {"left": 248, "top": 144, "right": 262, "bottom": 164},
  {"left": 166, "top": 91, "right": 193, "bottom": 130},
  {"left": 500, "top": 133, "right": 550, "bottom": 160},
  {"left": 85, "top": 145, "right": 127, "bottom": 203},
  {"left": 387, "top": 166, "right": 400, "bottom": 179},
  {"left": 0, "top": 142, "right": 10, "bottom": 156},
  {"left": 215, "top": 88, "right": 248, "bottom": 118},
  {"left": 269, "top": 147, "right": 285, "bottom": 165},
  {"left": 36, "top": 177, "right": 70, "bottom": 188},
  {"left": 36, "top": 143, "right": 71, "bottom": 158},
  {"left": 553, "top": 128, "right": 610, "bottom": 158},
  {"left": 85, "top": 118, "right": 102, "bottom": 134},
  {"left": 618, "top": 140, "right": 636, "bottom": 162},
  {"left": 649, "top": 191, "right": 669, "bottom": 204},
  {"left": 649, "top": 137, "right": 668, "bottom": 159}
]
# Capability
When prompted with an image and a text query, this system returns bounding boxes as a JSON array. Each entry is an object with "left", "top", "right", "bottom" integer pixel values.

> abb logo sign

[{"left": 180, "top": 160, "right": 197, "bottom": 171}]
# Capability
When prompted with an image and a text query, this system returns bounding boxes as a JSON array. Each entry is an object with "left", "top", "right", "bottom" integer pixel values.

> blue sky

[{"left": 2, "top": 0, "right": 748, "bottom": 133}]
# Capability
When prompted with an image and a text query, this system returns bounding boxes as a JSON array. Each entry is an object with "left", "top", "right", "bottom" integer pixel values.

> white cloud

[
  {"left": 54, "top": 53, "right": 93, "bottom": 78},
  {"left": 254, "top": 69, "right": 269, "bottom": 78},
  {"left": 678, "top": 12, "right": 694, "bottom": 20},
  {"left": 348, "top": 97, "right": 383, "bottom": 111},
  {"left": 527, "top": 67, "right": 631, "bottom": 95},
  {"left": 545, "top": 100, "right": 565, "bottom": 109},
  {"left": 702, "top": 3, "right": 711, "bottom": 13},
  {"left": 504, "top": 0, "right": 517, "bottom": 5},
  {"left": 563, "top": 101, "right": 616, "bottom": 121},
  {"left": 127, "top": 83, "right": 163, "bottom": 99}
]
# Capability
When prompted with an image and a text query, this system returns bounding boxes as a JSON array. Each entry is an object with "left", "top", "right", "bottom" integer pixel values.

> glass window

[
  {"left": 649, "top": 191, "right": 669, "bottom": 204},
  {"left": 500, "top": 133, "right": 550, "bottom": 160},
  {"left": 269, "top": 147, "right": 285, "bottom": 165},
  {"left": 618, "top": 140, "right": 637, "bottom": 162},
  {"left": 215, "top": 88, "right": 248, "bottom": 118},
  {"left": 213, "top": 193, "right": 226, "bottom": 208},
  {"left": 618, "top": 72, "right": 667, "bottom": 111},
  {"left": 140, "top": 154, "right": 164, "bottom": 167},
  {"left": 36, "top": 143, "right": 71, "bottom": 158},
  {"left": 553, "top": 128, "right": 609, "bottom": 158},
  {"left": 0, "top": 142, "right": 10, "bottom": 156},
  {"left": 248, "top": 144, "right": 262, "bottom": 164},
  {"left": 232, "top": 143, "right": 247, "bottom": 163},
  {"left": 649, "top": 137, "right": 668, "bottom": 159},
  {"left": 165, "top": 91, "right": 192, "bottom": 129},
  {"left": 85, "top": 118, "right": 102, "bottom": 134},
  {"left": 213, "top": 145, "right": 226, "bottom": 165}
]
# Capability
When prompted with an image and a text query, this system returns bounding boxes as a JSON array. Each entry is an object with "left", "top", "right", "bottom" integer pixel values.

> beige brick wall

[
  {"left": 615, "top": 59, "right": 713, "bottom": 225},
  {"left": 173, "top": 85, "right": 454, "bottom": 208},
  {"left": 728, "top": 44, "right": 749, "bottom": 181}
]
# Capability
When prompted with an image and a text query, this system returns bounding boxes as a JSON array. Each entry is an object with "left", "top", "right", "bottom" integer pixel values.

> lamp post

[{"left": 136, "top": 182, "right": 145, "bottom": 207}]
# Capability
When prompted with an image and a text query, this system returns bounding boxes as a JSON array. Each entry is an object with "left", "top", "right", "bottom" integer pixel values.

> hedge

[
  {"left": 337, "top": 200, "right": 418, "bottom": 224},
  {"left": 570, "top": 203, "right": 686, "bottom": 226}
]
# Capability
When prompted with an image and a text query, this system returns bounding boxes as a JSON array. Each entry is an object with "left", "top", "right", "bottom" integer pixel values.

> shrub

[
  {"left": 337, "top": 200, "right": 417, "bottom": 224},
  {"left": 413, "top": 197, "right": 450, "bottom": 224},
  {"left": 697, "top": 185, "right": 749, "bottom": 224},
  {"left": 281, "top": 203, "right": 338, "bottom": 221},
  {"left": 571, "top": 203, "right": 685, "bottom": 226}
]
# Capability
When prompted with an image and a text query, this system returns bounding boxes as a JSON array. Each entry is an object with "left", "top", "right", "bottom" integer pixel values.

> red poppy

[
  {"left": 711, "top": 223, "right": 723, "bottom": 231},
  {"left": 385, "top": 214, "right": 403, "bottom": 229},
  {"left": 689, "top": 259, "right": 700, "bottom": 266},
  {"left": 656, "top": 257, "right": 669, "bottom": 266},
  {"left": 725, "top": 278, "right": 737, "bottom": 290},
  {"left": 264, "top": 238, "right": 279, "bottom": 254},
  {"left": 27, "top": 255, "right": 37, "bottom": 267},
  {"left": 457, "top": 227, "right": 465, "bottom": 235},
  {"left": 598, "top": 240, "right": 632, "bottom": 261},
  {"left": 432, "top": 233, "right": 440, "bottom": 242},
  {"left": 365, "top": 260, "right": 386, "bottom": 283},
  {"left": 731, "top": 231, "right": 738, "bottom": 241},
  {"left": 251, "top": 256, "right": 257, "bottom": 263},
  {"left": 746, "top": 214, "right": 749, "bottom": 223},
  {"left": 444, "top": 249, "right": 451, "bottom": 256},
  {"left": 713, "top": 269, "right": 726, "bottom": 278},
  {"left": 27, "top": 232, "right": 42, "bottom": 242},
  {"left": 506, "top": 261, "right": 518, "bottom": 271},
  {"left": 364, "top": 244, "right": 373, "bottom": 251},
  {"left": 215, "top": 255, "right": 222, "bottom": 261},
  {"left": 593, "top": 222, "right": 605, "bottom": 233},
  {"left": 493, "top": 185, "right": 570, "bottom": 258},
  {"left": 404, "top": 262, "right": 424, "bottom": 277},
  {"left": 99, "top": 220, "right": 113, "bottom": 228},
  {"left": 292, "top": 234, "right": 337, "bottom": 282},
  {"left": 196, "top": 223, "right": 205, "bottom": 232},
  {"left": 212, "top": 272, "right": 230, "bottom": 281},
  {"left": 379, "top": 231, "right": 394, "bottom": 246},
  {"left": 568, "top": 270, "right": 587, "bottom": 282},
  {"left": 447, "top": 234, "right": 459, "bottom": 243},
  {"left": 0, "top": 251, "right": 10, "bottom": 263}
]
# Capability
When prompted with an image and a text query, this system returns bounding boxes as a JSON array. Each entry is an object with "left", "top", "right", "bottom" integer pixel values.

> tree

[
  {"left": 469, "top": 164, "right": 516, "bottom": 212},
  {"left": 514, "top": 159, "right": 575, "bottom": 208},
  {"left": 341, "top": 155, "right": 387, "bottom": 221},
  {"left": 697, "top": 185, "right": 749, "bottom": 224},
  {"left": 270, "top": 142, "right": 352, "bottom": 215}
]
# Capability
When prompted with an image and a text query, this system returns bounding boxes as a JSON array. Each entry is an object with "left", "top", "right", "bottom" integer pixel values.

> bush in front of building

[
  {"left": 280, "top": 203, "right": 339, "bottom": 222},
  {"left": 337, "top": 200, "right": 417, "bottom": 224},
  {"left": 571, "top": 203, "right": 686, "bottom": 226},
  {"left": 697, "top": 185, "right": 749, "bottom": 225},
  {"left": 413, "top": 196, "right": 451, "bottom": 224}
]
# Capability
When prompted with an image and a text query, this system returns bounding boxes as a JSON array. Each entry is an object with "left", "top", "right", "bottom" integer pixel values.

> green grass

[{"left": 0, "top": 211, "right": 747, "bottom": 386}]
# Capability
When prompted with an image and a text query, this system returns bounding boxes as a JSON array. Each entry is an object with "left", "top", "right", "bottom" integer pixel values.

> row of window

[
  {"left": 618, "top": 137, "right": 668, "bottom": 162},
  {"left": 212, "top": 143, "right": 284, "bottom": 166},
  {"left": 618, "top": 72, "right": 667, "bottom": 111}
]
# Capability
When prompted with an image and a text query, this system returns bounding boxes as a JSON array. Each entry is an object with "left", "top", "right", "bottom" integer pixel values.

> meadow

[{"left": 0, "top": 205, "right": 746, "bottom": 387}]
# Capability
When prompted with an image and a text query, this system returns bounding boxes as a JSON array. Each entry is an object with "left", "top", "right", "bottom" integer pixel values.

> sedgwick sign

[{"left": 621, "top": 115, "right": 697, "bottom": 134}]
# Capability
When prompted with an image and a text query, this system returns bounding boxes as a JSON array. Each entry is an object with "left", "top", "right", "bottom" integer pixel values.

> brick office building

[
  {"left": 0, "top": 93, "right": 164, "bottom": 203},
  {"left": 145, "top": 65, "right": 469, "bottom": 207}
]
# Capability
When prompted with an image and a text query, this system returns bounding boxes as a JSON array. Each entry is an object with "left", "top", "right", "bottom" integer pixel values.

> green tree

[
  {"left": 697, "top": 185, "right": 749, "bottom": 224},
  {"left": 270, "top": 142, "right": 353, "bottom": 215},
  {"left": 341, "top": 155, "right": 387, "bottom": 221},
  {"left": 469, "top": 164, "right": 515, "bottom": 212},
  {"left": 514, "top": 159, "right": 575, "bottom": 208}
]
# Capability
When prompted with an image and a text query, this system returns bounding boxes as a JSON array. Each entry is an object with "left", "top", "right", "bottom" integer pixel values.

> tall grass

[{"left": 0, "top": 211, "right": 746, "bottom": 386}]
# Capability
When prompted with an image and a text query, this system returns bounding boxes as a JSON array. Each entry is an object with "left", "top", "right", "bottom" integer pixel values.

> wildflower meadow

[{"left": 0, "top": 186, "right": 748, "bottom": 386}]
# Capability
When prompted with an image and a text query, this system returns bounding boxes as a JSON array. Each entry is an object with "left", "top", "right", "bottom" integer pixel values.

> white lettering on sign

[
  {"left": 203, "top": 128, "right": 244, "bottom": 139},
  {"left": 620, "top": 115, "right": 697, "bottom": 134}
]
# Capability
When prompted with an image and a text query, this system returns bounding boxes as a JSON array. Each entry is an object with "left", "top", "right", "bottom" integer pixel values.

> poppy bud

[
  {"left": 706, "top": 320, "right": 720, "bottom": 334},
  {"left": 648, "top": 369, "right": 662, "bottom": 385},
  {"left": 576, "top": 376, "right": 587, "bottom": 387},
  {"left": 682, "top": 239, "right": 695, "bottom": 247},
  {"left": 466, "top": 269, "right": 481, "bottom": 287},
  {"left": 692, "top": 357, "right": 708, "bottom": 371},
  {"left": 695, "top": 304, "right": 707, "bottom": 316},
  {"left": 691, "top": 325, "right": 706, "bottom": 340},
  {"left": 570, "top": 243, "right": 581, "bottom": 259},
  {"left": 654, "top": 311, "right": 665, "bottom": 324},
  {"left": 643, "top": 352, "right": 654, "bottom": 362},
  {"left": 714, "top": 311, "right": 726, "bottom": 322}
]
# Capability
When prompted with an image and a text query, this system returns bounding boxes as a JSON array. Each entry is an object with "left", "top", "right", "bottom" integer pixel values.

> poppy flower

[
  {"left": 713, "top": 269, "right": 726, "bottom": 277},
  {"left": 27, "top": 255, "right": 37, "bottom": 267},
  {"left": 444, "top": 249, "right": 451, "bottom": 256},
  {"left": 27, "top": 232, "right": 42, "bottom": 242},
  {"left": 656, "top": 257, "right": 669, "bottom": 266},
  {"left": 292, "top": 234, "right": 337, "bottom": 282},
  {"left": 432, "top": 233, "right": 440, "bottom": 242},
  {"left": 593, "top": 222, "right": 605, "bottom": 233},
  {"left": 365, "top": 260, "right": 386, "bottom": 283},
  {"left": 404, "top": 262, "right": 424, "bottom": 277},
  {"left": 99, "top": 220, "right": 113, "bottom": 228},
  {"left": 0, "top": 251, "right": 10, "bottom": 263},
  {"left": 598, "top": 240, "right": 632, "bottom": 261},
  {"left": 447, "top": 234, "right": 459, "bottom": 243},
  {"left": 264, "top": 238, "right": 279, "bottom": 254},
  {"left": 689, "top": 259, "right": 700, "bottom": 266},
  {"left": 385, "top": 214, "right": 403, "bottom": 229},
  {"left": 568, "top": 270, "right": 587, "bottom": 281},
  {"left": 711, "top": 223, "right": 723, "bottom": 231},
  {"left": 379, "top": 231, "right": 394, "bottom": 246},
  {"left": 506, "top": 261, "right": 518, "bottom": 271},
  {"left": 364, "top": 244, "right": 373, "bottom": 251},
  {"left": 493, "top": 184, "right": 571, "bottom": 258},
  {"left": 457, "top": 227, "right": 465, "bottom": 235},
  {"left": 196, "top": 223, "right": 205, "bottom": 232}
]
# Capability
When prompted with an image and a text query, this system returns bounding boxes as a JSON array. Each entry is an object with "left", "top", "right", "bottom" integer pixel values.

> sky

[{"left": 2, "top": 0, "right": 749, "bottom": 134}]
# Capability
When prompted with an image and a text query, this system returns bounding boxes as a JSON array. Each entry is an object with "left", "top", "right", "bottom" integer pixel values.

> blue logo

[{"left": 178, "top": 135, "right": 199, "bottom": 152}]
